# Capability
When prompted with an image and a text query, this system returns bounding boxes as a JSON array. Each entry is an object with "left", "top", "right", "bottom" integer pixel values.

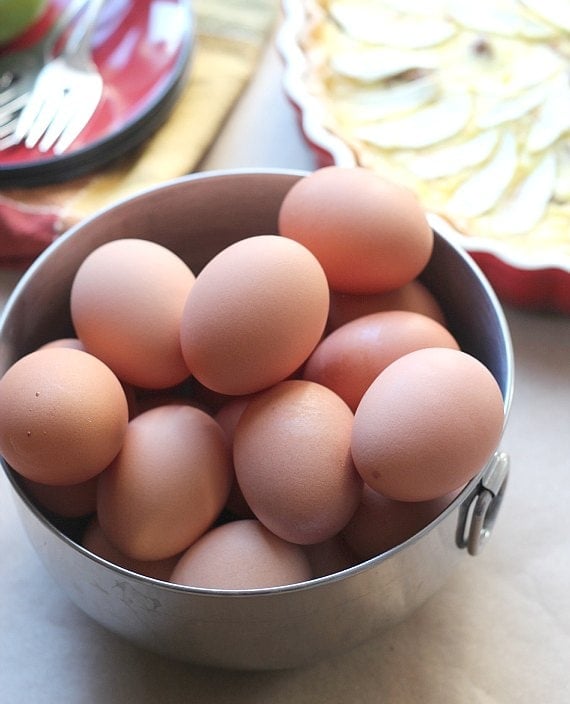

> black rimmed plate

[{"left": 0, "top": 0, "right": 194, "bottom": 187}]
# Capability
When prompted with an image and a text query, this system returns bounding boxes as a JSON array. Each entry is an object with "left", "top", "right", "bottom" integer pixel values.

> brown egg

[
  {"left": 70, "top": 238, "right": 195, "bottom": 389},
  {"left": 39, "top": 337, "right": 86, "bottom": 351},
  {"left": 351, "top": 348, "right": 505, "bottom": 502},
  {"left": 278, "top": 166, "right": 433, "bottom": 294},
  {"left": 303, "top": 311, "right": 459, "bottom": 412},
  {"left": 97, "top": 404, "right": 233, "bottom": 561},
  {"left": 215, "top": 397, "right": 255, "bottom": 519},
  {"left": 40, "top": 337, "right": 139, "bottom": 419},
  {"left": 214, "top": 396, "right": 252, "bottom": 441},
  {"left": 0, "top": 348, "right": 129, "bottom": 485},
  {"left": 180, "top": 235, "right": 329, "bottom": 395},
  {"left": 303, "top": 534, "right": 358, "bottom": 579},
  {"left": 342, "top": 485, "right": 462, "bottom": 561},
  {"left": 233, "top": 379, "right": 362, "bottom": 545},
  {"left": 82, "top": 518, "right": 178, "bottom": 581},
  {"left": 327, "top": 280, "right": 446, "bottom": 330},
  {"left": 21, "top": 475, "right": 98, "bottom": 518},
  {"left": 169, "top": 519, "right": 312, "bottom": 590}
]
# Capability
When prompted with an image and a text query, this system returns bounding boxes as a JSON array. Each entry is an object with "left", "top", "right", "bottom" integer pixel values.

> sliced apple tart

[{"left": 281, "top": 0, "right": 570, "bottom": 285}]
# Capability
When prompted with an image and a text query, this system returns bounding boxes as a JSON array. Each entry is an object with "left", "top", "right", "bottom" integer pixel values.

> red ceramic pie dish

[{"left": 277, "top": 0, "right": 570, "bottom": 316}]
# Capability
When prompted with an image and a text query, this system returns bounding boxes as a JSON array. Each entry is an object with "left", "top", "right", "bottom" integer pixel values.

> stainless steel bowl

[{"left": 0, "top": 168, "right": 513, "bottom": 670}]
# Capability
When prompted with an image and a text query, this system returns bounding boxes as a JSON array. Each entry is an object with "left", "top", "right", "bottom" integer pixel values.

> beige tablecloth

[{"left": 1, "top": 8, "right": 570, "bottom": 703}]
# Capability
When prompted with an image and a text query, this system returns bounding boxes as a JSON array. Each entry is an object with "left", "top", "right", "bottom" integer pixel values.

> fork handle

[
  {"left": 64, "top": 0, "right": 107, "bottom": 66},
  {"left": 42, "top": 0, "right": 91, "bottom": 59}
]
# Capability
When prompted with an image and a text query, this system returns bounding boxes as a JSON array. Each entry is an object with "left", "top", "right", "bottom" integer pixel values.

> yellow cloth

[{"left": 0, "top": 0, "right": 279, "bottom": 244}]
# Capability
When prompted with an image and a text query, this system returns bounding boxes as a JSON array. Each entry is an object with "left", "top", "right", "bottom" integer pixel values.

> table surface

[{"left": 1, "top": 29, "right": 570, "bottom": 704}]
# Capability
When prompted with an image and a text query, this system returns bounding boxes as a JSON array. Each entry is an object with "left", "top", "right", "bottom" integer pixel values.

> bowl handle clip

[{"left": 456, "top": 451, "right": 510, "bottom": 556}]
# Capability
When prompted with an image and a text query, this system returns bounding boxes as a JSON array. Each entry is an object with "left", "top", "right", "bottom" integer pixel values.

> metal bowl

[{"left": 0, "top": 168, "right": 513, "bottom": 670}]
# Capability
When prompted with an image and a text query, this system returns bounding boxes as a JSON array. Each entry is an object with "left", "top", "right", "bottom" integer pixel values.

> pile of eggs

[{"left": 0, "top": 167, "right": 505, "bottom": 590}]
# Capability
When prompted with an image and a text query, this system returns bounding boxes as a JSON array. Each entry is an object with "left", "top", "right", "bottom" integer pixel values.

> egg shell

[
  {"left": 39, "top": 337, "right": 86, "bottom": 351},
  {"left": 169, "top": 519, "right": 312, "bottom": 590},
  {"left": 215, "top": 397, "right": 255, "bottom": 519},
  {"left": 0, "top": 348, "right": 129, "bottom": 485},
  {"left": 70, "top": 238, "right": 195, "bottom": 389},
  {"left": 97, "top": 404, "right": 233, "bottom": 561},
  {"left": 327, "top": 280, "right": 446, "bottom": 331},
  {"left": 351, "top": 348, "right": 505, "bottom": 502},
  {"left": 341, "top": 484, "right": 461, "bottom": 562},
  {"left": 41, "top": 337, "right": 140, "bottom": 419},
  {"left": 179, "top": 235, "right": 330, "bottom": 396},
  {"left": 215, "top": 396, "right": 252, "bottom": 441},
  {"left": 278, "top": 166, "right": 434, "bottom": 294},
  {"left": 83, "top": 518, "right": 178, "bottom": 582},
  {"left": 302, "top": 534, "right": 358, "bottom": 579},
  {"left": 21, "top": 475, "right": 98, "bottom": 518},
  {"left": 303, "top": 310, "right": 459, "bottom": 412},
  {"left": 233, "top": 379, "right": 363, "bottom": 545}
]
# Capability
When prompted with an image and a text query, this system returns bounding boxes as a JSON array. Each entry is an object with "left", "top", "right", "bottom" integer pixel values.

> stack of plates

[{"left": 0, "top": 0, "right": 194, "bottom": 187}]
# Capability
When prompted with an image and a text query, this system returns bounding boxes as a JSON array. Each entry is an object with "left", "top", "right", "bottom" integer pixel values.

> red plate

[{"left": 0, "top": 0, "right": 193, "bottom": 182}]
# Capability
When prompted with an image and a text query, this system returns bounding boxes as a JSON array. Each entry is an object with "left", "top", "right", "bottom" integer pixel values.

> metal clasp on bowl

[{"left": 456, "top": 451, "right": 510, "bottom": 556}]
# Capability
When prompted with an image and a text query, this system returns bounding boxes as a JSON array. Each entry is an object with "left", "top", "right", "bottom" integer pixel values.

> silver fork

[
  {"left": 13, "top": 0, "right": 107, "bottom": 155},
  {"left": 0, "top": 0, "right": 89, "bottom": 147}
]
